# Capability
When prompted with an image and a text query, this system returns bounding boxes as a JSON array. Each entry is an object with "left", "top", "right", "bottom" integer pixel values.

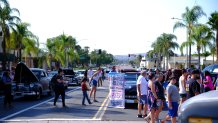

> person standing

[
  {"left": 203, "top": 71, "right": 214, "bottom": 92},
  {"left": 2, "top": 70, "right": 13, "bottom": 107},
  {"left": 154, "top": 73, "right": 165, "bottom": 121},
  {"left": 136, "top": 70, "right": 148, "bottom": 118},
  {"left": 81, "top": 77, "right": 92, "bottom": 106},
  {"left": 109, "top": 66, "right": 117, "bottom": 73},
  {"left": 188, "top": 69, "right": 201, "bottom": 98},
  {"left": 179, "top": 69, "right": 188, "bottom": 104},
  {"left": 90, "top": 68, "right": 101, "bottom": 102},
  {"left": 144, "top": 73, "right": 158, "bottom": 123},
  {"left": 53, "top": 68, "right": 66, "bottom": 107},
  {"left": 88, "top": 68, "right": 94, "bottom": 83},
  {"left": 161, "top": 75, "right": 180, "bottom": 123}
]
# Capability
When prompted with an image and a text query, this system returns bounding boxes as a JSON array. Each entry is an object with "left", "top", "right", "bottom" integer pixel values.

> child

[{"left": 81, "top": 77, "right": 92, "bottom": 105}]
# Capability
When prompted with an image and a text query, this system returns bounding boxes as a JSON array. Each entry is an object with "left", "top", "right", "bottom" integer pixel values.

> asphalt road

[{"left": 0, "top": 80, "right": 171, "bottom": 123}]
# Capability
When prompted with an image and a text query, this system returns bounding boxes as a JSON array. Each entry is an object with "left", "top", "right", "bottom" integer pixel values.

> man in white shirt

[
  {"left": 137, "top": 70, "right": 148, "bottom": 118},
  {"left": 88, "top": 68, "right": 94, "bottom": 82}
]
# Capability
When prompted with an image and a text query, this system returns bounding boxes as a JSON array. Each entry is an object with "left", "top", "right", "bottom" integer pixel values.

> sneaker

[
  {"left": 53, "top": 103, "right": 56, "bottom": 106},
  {"left": 89, "top": 102, "right": 92, "bottom": 104},
  {"left": 137, "top": 114, "right": 143, "bottom": 118},
  {"left": 143, "top": 114, "right": 147, "bottom": 118},
  {"left": 82, "top": 104, "right": 86, "bottom": 106},
  {"left": 94, "top": 100, "right": 98, "bottom": 102}
]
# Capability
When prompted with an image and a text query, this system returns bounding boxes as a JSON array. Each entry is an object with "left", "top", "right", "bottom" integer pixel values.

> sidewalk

[{"left": 3, "top": 120, "right": 146, "bottom": 123}]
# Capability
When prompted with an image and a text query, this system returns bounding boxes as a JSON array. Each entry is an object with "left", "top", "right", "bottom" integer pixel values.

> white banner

[{"left": 108, "top": 73, "right": 125, "bottom": 108}]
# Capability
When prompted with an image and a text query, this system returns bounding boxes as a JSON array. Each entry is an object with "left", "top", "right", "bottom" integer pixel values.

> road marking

[
  {"left": 0, "top": 87, "right": 80, "bottom": 121},
  {"left": 92, "top": 94, "right": 109, "bottom": 119},
  {"left": 99, "top": 97, "right": 110, "bottom": 120}
]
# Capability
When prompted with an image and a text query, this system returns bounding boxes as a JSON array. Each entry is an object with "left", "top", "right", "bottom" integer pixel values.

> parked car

[
  {"left": 178, "top": 90, "right": 218, "bottom": 123},
  {"left": 13, "top": 62, "right": 51, "bottom": 99},
  {"left": 62, "top": 68, "right": 79, "bottom": 85},
  {"left": 75, "top": 70, "right": 86, "bottom": 82}
]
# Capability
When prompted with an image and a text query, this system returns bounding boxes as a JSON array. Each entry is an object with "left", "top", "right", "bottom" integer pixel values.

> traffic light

[{"left": 98, "top": 49, "right": 101, "bottom": 54}]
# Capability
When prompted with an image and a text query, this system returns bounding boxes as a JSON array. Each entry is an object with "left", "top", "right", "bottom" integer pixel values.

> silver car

[{"left": 179, "top": 90, "right": 218, "bottom": 123}]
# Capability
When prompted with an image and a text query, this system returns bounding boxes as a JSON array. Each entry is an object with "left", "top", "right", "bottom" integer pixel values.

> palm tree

[
  {"left": 46, "top": 34, "right": 78, "bottom": 68},
  {"left": 191, "top": 24, "right": 215, "bottom": 68},
  {"left": 14, "top": 22, "right": 36, "bottom": 62},
  {"left": 0, "top": 1, "right": 20, "bottom": 70},
  {"left": 208, "top": 11, "right": 218, "bottom": 63},
  {"left": 151, "top": 33, "right": 179, "bottom": 70},
  {"left": 173, "top": 5, "right": 206, "bottom": 68}
]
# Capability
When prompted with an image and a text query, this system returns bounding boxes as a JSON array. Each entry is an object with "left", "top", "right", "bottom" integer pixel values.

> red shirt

[{"left": 81, "top": 82, "right": 87, "bottom": 91}]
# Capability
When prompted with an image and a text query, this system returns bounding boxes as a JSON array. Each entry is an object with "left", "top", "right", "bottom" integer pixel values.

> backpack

[{"left": 51, "top": 74, "right": 58, "bottom": 88}]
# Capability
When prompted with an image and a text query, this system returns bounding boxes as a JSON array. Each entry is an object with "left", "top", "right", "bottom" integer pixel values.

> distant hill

[{"left": 114, "top": 53, "right": 146, "bottom": 63}]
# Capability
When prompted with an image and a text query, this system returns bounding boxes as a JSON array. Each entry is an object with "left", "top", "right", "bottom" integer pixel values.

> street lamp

[{"left": 172, "top": 17, "right": 188, "bottom": 68}]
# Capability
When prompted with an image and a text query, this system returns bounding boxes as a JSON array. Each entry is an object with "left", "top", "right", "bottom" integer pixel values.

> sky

[{"left": 9, "top": 0, "right": 218, "bottom": 55}]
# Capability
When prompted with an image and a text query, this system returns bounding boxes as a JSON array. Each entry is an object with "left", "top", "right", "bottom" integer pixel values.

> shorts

[
  {"left": 92, "top": 80, "right": 97, "bottom": 87},
  {"left": 179, "top": 93, "right": 187, "bottom": 98},
  {"left": 167, "top": 102, "right": 179, "bottom": 117},
  {"left": 137, "top": 95, "right": 148, "bottom": 104}
]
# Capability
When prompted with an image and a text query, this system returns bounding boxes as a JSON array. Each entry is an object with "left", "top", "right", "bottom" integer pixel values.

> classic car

[
  {"left": 13, "top": 62, "right": 51, "bottom": 99},
  {"left": 122, "top": 69, "right": 140, "bottom": 104},
  {"left": 63, "top": 68, "right": 79, "bottom": 85},
  {"left": 178, "top": 90, "right": 218, "bottom": 123}
]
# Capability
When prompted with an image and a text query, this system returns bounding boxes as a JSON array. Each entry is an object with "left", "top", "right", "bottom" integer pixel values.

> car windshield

[
  {"left": 32, "top": 71, "right": 40, "bottom": 80},
  {"left": 48, "top": 71, "right": 58, "bottom": 77},
  {"left": 63, "top": 69, "right": 75, "bottom": 75},
  {"left": 124, "top": 73, "right": 139, "bottom": 85}
]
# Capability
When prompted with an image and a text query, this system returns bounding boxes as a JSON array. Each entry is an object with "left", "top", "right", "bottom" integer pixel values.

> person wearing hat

[
  {"left": 136, "top": 70, "right": 148, "bottom": 118},
  {"left": 161, "top": 75, "right": 179, "bottom": 123}
]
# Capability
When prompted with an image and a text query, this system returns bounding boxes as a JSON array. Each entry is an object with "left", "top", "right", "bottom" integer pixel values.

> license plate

[
  {"left": 125, "top": 99, "right": 138, "bottom": 103},
  {"left": 189, "top": 117, "right": 212, "bottom": 123},
  {"left": 125, "top": 99, "right": 134, "bottom": 103}
]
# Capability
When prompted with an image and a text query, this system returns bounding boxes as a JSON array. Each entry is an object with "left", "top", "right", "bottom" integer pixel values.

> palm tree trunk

[
  {"left": 189, "top": 42, "right": 192, "bottom": 68},
  {"left": 2, "top": 38, "right": 7, "bottom": 70},
  {"left": 197, "top": 49, "right": 201, "bottom": 69},
  {"left": 166, "top": 56, "right": 169, "bottom": 70},
  {"left": 216, "top": 30, "right": 218, "bottom": 63}
]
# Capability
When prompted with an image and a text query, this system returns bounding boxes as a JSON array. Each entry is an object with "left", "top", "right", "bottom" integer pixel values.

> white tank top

[{"left": 179, "top": 76, "right": 186, "bottom": 94}]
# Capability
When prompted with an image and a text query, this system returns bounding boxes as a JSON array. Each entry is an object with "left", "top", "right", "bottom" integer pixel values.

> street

[{"left": 0, "top": 80, "right": 170, "bottom": 123}]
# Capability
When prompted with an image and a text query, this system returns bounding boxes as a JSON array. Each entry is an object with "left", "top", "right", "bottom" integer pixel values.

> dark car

[
  {"left": 124, "top": 72, "right": 140, "bottom": 104},
  {"left": 179, "top": 90, "right": 218, "bottom": 123},
  {"left": 13, "top": 62, "right": 51, "bottom": 99},
  {"left": 62, "top": 68, "right": 79, "bottom": 85}
]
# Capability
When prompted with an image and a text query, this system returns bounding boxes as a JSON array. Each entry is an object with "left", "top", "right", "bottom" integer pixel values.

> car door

[{"left": 40, "top": 70, "right": 50, "bottom": 91}]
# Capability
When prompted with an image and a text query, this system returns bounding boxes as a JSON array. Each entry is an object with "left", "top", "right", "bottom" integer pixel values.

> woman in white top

[
  {"left": 179, "top": 69, "right": 188, "bottom": 104},
  {"left": 89, "top": 68, "right": 101, "bottom": 102}
]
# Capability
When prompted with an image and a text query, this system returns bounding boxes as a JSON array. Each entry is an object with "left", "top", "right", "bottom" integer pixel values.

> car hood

[
  {"left": 180, "top": 90, "right": 218, "bottom": 119},
  {"left": 14, "top": 62, "right": 39, "bottom": 83}
]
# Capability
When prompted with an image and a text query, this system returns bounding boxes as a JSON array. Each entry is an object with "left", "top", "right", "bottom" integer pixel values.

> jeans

[
  {"left": 82, "top": 91, "right": 91, "bottom": 104},
  {"left": 54, "top": 88, "right": 65, "bottom": 106}
]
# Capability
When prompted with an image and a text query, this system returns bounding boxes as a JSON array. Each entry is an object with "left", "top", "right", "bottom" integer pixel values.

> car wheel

[{"left": 36, "top": 88, "right": 42, "bottom": 100}]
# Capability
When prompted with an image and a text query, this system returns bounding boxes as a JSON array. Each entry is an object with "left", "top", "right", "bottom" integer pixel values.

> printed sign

[{"left": 108, "top": 73, "right": 125, "bottom": 108}]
